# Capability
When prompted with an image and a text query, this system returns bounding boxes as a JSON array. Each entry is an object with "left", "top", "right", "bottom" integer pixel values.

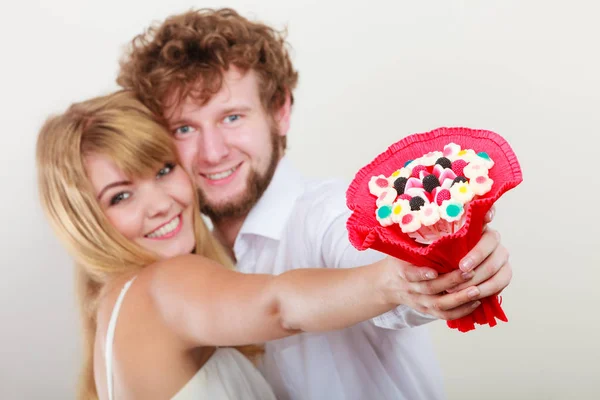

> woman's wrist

[{"left": 375, "top": 257, "right": 407, "bottom": 308}]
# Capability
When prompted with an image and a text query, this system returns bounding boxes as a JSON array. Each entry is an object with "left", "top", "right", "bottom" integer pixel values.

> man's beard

[{"left": 197, "top": 127, "right": 282, "bottom": 222}]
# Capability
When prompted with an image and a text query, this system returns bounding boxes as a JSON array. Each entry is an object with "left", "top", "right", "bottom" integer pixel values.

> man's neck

[
  {"left": 211, "top": 215, "right": 247, "bottom": 257},
  {"left": 210, "top": 153, "right": 287, "bottom": 257}
]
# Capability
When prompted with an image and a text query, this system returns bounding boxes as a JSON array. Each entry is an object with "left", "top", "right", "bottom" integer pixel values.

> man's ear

[{"left": 274, "top": 92, "right": 292, "bottom": 137}]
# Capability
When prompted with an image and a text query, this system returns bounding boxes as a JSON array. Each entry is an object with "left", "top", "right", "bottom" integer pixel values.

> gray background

[{"left": 1, "top": 0, "right": 598, "bottom": 398}]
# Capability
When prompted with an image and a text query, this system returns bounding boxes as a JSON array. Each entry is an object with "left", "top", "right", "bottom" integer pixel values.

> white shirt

[{"left": 234, "top": 156, "right": 446, "bottom": 400}]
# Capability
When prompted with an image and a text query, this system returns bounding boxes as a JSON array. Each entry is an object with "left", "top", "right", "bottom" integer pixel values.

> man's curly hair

[{"left": 117, "top": 8, "right": 299, "bottom": 135}]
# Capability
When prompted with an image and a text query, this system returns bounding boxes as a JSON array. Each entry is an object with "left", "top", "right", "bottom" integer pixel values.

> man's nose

[{"left": 197, "top": 127, "right": 229, "bottom": 164}]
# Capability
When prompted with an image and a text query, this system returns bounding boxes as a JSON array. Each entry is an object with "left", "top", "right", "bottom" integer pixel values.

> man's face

[{"left": 164, "top": 68, "right": 289, "bottom": 220}]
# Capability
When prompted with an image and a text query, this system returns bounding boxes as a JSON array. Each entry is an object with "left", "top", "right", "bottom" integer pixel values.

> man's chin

[
  {"left": 200, "top": 200, "right": 253, "bottom": 220},
  {"left": 199, "top": 191, "right": 253, "bottom": 219}
]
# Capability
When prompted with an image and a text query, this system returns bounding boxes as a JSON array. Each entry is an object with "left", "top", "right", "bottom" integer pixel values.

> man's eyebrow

[
  {"left": 220, "top": 106, "right": 252, "bottom": 115},
  {"left": 168, "top": 106, "right": 253, "bottom": 127},
  {"left": 167, "top": 117, "right": 195, "bottom": 128},
  {"left": 97, "top": 181, "right": 130, "bottom": 200}
]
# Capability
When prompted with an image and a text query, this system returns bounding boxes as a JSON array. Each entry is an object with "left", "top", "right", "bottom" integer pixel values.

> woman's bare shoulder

[
  {"left": 96, "top": 255, "right": 221, "bottom": 317},
  {"left": 143, "top": 254, "right": 226, "bottom": 285}
]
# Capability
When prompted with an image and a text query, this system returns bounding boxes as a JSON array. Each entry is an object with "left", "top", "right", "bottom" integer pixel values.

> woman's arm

[{"left": 146, "top": 254, "right": 405, "bottom": 347}]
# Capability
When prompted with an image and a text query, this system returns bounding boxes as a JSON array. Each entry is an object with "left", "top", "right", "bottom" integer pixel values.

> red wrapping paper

[{"left": 346, "top": 127, "right": 523, "bottom": 332}]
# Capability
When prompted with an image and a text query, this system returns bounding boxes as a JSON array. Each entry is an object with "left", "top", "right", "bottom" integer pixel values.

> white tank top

[{"left": 105, "top": 277, "right": 277, "bottom": 400}]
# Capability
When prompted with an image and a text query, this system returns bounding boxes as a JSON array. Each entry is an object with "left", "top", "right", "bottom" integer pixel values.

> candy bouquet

[{"left": 346, "top": 127, "right": 522, "bottom": 332}]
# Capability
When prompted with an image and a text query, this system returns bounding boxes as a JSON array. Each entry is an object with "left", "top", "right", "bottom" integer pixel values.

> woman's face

[{"left": 85, "top": 154, "right": 196, "bottom": 259}]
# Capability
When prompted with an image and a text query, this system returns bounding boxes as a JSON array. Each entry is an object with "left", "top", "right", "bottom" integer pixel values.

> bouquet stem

[{"left": 447, "top": 295, "right": 507, "bottom": 332}]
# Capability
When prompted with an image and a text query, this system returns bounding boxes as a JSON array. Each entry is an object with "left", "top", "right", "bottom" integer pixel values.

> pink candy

[
  {"left": 451, "top": 159, "right": 468, "bottom": 177},
  {"left": 435, "top": 189, "right": 451, "bottom": 205},
  {"left": 411, "top": 165, "right": 428, "bottom": 178}
]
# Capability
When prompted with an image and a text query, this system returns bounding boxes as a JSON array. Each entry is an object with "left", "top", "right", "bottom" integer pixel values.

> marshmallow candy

[
  {"left": 442, "top": 142, "right": 462, "bottom": 160},
  {"left": 390, "top": 167, "right": 412, "bottom": 179},
  {"left": 390, "top": 199, "right": 411, "bottom": 223},
  {"left": 375, "top": 204, "right": 395, "bottom": 227},
  {"left": 450, "top": 181, "right": 475, "bottom": 204},
  {"left": 454, "top": 148, "right": 478, "bottom": 164},
  {"left": 470, "top": 175, "right": 494, "bottom": 196},
  {"left": 438, "top": 168, "right": 458, "bottom": 189},
  {"left": 399, "top": 211, "right": 422, "bottom": 233},
  {"left": 419, "top": 151, "right": 444, "bottom": 166},
  {"left": 439, "top": 199, "right": 465, "bottom": 222},
  {"left": 376, "top": 187, "right": 398, "bottom": 207},
  {"left": 369, "top": 175, "right": 391, "bottom": 196},
  {"left": 418, "top": 203, "right": 441, "bottom": 226},
  {"left": 463, "top": 161, "right": 489, "bottom": 180},
  {"left": 475, "top": 151, "right": 495, "bottom": 169}
]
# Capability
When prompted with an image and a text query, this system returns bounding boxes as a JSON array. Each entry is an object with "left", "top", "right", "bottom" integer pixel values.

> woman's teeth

[{"left": 146, "top": 216, "right": 180, "bottom": 238}]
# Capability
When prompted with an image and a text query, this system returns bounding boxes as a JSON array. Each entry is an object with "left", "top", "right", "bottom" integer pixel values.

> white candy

[
  {"left": 375, "top": 204, "right": 395, "bottom": 227},
  {"left": 419, "top": 151, "right": 444, "bottom": 166},
  {"left": 368, "top": 175, "right": 391, "bottom": 197},
  {"left": 463, "top": 162, "right": 489, "bottom": 180},
  {"left": 475, "top": 152, "right": 495, "bottom": 169},
  {"left": 399, "top": 211, "right": 422, "bottom": 233},
  {"left": 470, "top": 175, "right": 494, "bottom": 196},
  {"left": 453, "top": 149, "right": 478, "bottom": 163},
  {"left": 450, "top": 181, "right": 475, "bottom": 204},
  {"left": 418, "top": 203, "right": 441, "bottom": 226},
  {"left": 439, "top": 200, "right": 465, "bottom": 222},
  {"left": 438, "top": 168, "right": 458, "bottom": 188},
  {"left": 389, "top": 167, "right": 412, "bottom": 180},
  {"left": 375, "top": 188, "right": 398, "bottom": 207},
  {"left": 390, "top": 199, "right": 411, "bottom": 224},
  {"left": 443, "top": 143, "right": 462, "bottom": 160},
  {"left": 405, "top": 177, "right": 423, "bottom": 191}
]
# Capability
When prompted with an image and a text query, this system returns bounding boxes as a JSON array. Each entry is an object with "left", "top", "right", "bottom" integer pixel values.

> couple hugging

[{"left": 37, "top": 7, "right": 511, "bottom": 400}]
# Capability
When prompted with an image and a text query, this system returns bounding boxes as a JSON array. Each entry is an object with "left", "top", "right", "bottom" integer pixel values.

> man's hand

[{"left": 384, "top": 206, "right": 512, "bottom": 320}]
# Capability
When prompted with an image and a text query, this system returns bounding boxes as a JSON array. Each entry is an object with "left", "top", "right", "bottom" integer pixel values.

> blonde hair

[{"left": 36, "top": 90, "right": 257, "bottom": 399}]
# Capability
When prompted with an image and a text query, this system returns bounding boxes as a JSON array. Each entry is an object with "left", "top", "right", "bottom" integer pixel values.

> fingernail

[
  {"left": 471, "top": 301, "right": 481, "bottom": 308},
  {"left": 460, "top": 258, "right": 474, "bottom": 272},
  {"left": 486, "top": 209, "right": 494, "bottom": 221},
  {"left": 467, "top": 288, "right": 480, "bottom": 299},
  {"left": 425, "top": 272, "right": 437, "bottom": 279},
  {"left": 461, "top": 271, "right": 474, "bottom": 281}
]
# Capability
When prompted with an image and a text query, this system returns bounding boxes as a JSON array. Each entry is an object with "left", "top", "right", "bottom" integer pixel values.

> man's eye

[
  {"left": 110, "top": 192, "right": 131, "bottom": 206},
  {"left": 157, "top": 162, "right": 176, "bottom": 178},
  {"left": 174, "top": 125, "right": 193, "bottom": 135},
  {"left": 223, "top": 114, "right": 241, "bottom": 124}
]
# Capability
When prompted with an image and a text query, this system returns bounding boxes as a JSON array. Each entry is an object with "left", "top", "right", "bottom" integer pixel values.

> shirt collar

[{"left": 237, "top": 155, "right": 306, "bottom": 241}]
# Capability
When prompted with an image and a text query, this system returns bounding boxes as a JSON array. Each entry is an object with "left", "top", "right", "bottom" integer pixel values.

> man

[{"left": 117, "top": 8, "right": 511, "bottom": 399}]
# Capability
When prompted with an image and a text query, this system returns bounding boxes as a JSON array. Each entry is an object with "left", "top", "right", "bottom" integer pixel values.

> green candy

[
  {"left": 446, "top": 203, "right": 462, "bottom": 218},
  {"left": 477, "top": 151, "right": 490, "bottom": 160},
  {"left": 377, "top": 205, "right": 392, "bottom": 219}
]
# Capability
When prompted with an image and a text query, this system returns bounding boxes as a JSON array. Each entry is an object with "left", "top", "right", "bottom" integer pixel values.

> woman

[{"left": 36, "top": 91, "right": 424, "bottom": 400}]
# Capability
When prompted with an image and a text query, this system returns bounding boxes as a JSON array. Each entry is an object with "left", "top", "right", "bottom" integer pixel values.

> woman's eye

[
  {"left": 223, "top": 114, "right": 241, "bottom": 124},
  {"left": 157, "top": 162, "right": 176, "bottom": 178},
  {"left": 110, "top": 192, "right": 131, "bottom": 206}
]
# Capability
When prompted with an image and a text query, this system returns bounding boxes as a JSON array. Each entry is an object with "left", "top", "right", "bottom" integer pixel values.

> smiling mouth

[
  {"left": 145, "top": 215, "right": 181, "bottom": 239},
  {"left": 202, "top": 163, "right": 242, "bottom": 181}
]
